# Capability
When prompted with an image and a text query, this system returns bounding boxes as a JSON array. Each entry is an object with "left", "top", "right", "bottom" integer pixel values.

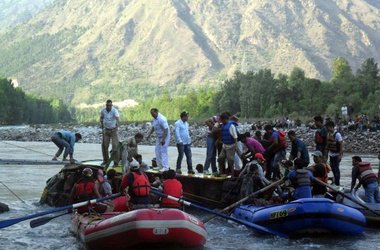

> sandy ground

[{"left": 0, "top": 140, "right": 207, "bottom": 170}]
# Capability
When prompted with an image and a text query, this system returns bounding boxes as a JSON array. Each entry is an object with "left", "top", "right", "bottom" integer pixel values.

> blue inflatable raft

[{"left": 233, "top": 198, "right": 366, "bottom": 236}]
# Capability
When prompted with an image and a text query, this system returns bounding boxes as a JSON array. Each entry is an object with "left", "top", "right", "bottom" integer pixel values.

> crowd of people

[{"left": 50, "top": 100, "right": 380, "bottom": 214}]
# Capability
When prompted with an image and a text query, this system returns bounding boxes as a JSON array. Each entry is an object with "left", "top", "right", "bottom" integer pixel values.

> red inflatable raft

[{"left": 71, "top": 208, "right": 207, "bottom": 249}]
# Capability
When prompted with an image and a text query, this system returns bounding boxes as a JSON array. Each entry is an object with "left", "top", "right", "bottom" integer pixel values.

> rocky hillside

[
  {"left": 0, "top": 0, "right": 53, "bottom": 33},
  {"left": 0, "top": 0, "right": 379, "bottom": 106}
]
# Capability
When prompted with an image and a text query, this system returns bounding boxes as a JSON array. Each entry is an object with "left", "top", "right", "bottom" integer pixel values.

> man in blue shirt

[
  {"left": 174, "top": 111, "right": 195, "bottom": 174},
  {"left": 51, "top": 131, "right": 82, "bottom": 163},
  {"left": 288, "top": 130, "right": 310, "bottom": 166}
]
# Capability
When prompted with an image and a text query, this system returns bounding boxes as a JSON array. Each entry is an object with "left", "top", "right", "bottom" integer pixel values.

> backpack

[{"left": 278, "top": 130, "right": 287, "bottom": 148}]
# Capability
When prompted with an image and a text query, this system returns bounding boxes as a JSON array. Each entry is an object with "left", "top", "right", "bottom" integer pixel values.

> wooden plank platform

[{"left": 0, "top": 158, "right": 67, "bottom": 165}]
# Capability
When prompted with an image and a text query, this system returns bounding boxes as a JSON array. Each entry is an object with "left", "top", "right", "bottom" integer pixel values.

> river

[{"left": 0, "top": 140, "right": 380, "bottom": 249}]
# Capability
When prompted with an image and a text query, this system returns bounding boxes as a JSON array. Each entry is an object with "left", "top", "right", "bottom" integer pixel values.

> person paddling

[
  {"left": 288, "top": 159, "right": 314, "bottom": 200},
  {"left": 121, "top": 160, "right": 151, "bottom": 208},
  {"left": 161, "top": 169, "right": 183, "bottom": 208}
]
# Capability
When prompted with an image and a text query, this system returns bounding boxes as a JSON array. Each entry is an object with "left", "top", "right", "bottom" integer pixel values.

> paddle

[
  {"left": 203, "top": 178, "right": 285, "bottom": 223},
  {"left": 314, "top": 178, "right": 380, "bottom": 217},
  {"left": 0, "top": 193, "right": 121, "bottom": 229},
  {"left": 30, "top": 211, "right": 70, "bottom": 228},
  {"left": 150, "top": 188, "right": 288, "bottom": 238}
]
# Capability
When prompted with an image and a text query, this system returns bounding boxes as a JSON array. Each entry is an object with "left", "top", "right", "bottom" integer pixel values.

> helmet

[
  {"left": 130, "top": 160, "right": 140, "bottom": 171},
  {"left": 82, "top": 167, "right": 93, "bottom": 177}
]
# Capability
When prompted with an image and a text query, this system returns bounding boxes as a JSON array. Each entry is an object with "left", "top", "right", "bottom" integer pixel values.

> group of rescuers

[{"left": 53, "top": 101, "right": 380, "bottom": 213}]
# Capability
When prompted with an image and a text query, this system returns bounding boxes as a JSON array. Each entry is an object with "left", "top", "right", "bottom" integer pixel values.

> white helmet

[{"left": 130, "top": 160, "right": 140, "bottom": 171}]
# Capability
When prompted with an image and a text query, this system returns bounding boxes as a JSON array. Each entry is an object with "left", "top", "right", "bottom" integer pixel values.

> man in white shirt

[
  {"left": 174, "top": 111, "right": 195, "bottom": 174},
  {"left": 100, "top": 99, "right": 120, "bottom": 167},
  {"left": 147, "top": 108, "right": 170, "bottom": 171}
]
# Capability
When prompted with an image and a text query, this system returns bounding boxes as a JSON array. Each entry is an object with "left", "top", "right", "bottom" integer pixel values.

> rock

[{"left": 0, "top": 202, "right": 9, "bottom": 213}]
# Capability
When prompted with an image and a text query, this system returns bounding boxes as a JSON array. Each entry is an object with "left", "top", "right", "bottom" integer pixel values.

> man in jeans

[
  {"left": 203, "top": 115, "right": 220, "bottom": 175},
  {"left": 100, "top": 99, "right": 120, "bottom": 167},
  {"left": 325, "top": 121, "right": 343, "bottom": 186},
  {"left": 351, "top": 156, "right": 380, "bottom": 203},
  {"left": 174, "top": 111, "right": 195, "bottom": 174}
]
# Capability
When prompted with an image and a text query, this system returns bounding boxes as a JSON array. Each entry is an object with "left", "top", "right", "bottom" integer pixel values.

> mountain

[
  {"left": 0, "top": 0, "right": 53, "bottom": 33},
  {"left": 0, "top": 0, "right": 379, "bottom": 107}
]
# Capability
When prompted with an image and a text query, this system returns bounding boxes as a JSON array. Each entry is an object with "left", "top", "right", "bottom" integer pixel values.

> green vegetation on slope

[{"left": 0, "top": 78, "right": 72, "bottom": 124}]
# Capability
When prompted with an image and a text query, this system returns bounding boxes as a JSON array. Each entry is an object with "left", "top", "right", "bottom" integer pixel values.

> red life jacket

[
  {"left": 162, "top": 179, "right": 183, "bottom": 208},
  {"left": 314, "top": 130, "right": 325, "bottom": 144},
  {"left": 131, "top": 172, "right": 151, "bottom": 197},
  {"left": 358, "top": 162, "right": 377, "bottom": 184},
  {"left": 74, "top": 179, "right": 95, "bottom": 201},
  {"left": 278, "top": 130, "right": 287, "bottom": 148}
]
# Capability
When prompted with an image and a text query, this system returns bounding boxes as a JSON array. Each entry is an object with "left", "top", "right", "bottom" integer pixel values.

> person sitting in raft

[
  {"left": 287, "top": 158, "right": 314, "bottom": 200},
  {"left": 51, "top": 131, "right": 82, "bottom": 163},
  {"left": 351, "top": 156, "right": 380, "bottom": 203},
  {"left": 160, "top": 169, "right": 183, "bottom": 208},
  {"left": 70, "top": 168, "right": 107, "bottom": 213},
  {"left": 94, "top": 169, "right": 112, "bottom": 198},
  {"left": 307, "top": 151, "right": 331, "bottom": 197},
  {"left": 121, "top": 160, "right": 151, "bottom": 207},
  {"left": 106, "top": 169, "right": 121, "bottom": 193}
]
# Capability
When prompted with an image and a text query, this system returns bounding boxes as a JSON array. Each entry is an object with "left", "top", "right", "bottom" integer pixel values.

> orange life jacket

[
  {"left": 162, "top": 179, "right": 183, "bottom": 208},
  {"left": 131, "top": 172, "right": 151, "bottom": 197},
  {"left": 74, "top": 179, "right": 95, "bottom": 201}
]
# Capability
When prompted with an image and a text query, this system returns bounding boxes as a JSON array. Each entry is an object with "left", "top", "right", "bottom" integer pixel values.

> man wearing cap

[
  {"left": 51, "top": 131, "right": 82, "bottom": 164},
  {"left": 174, "top": 111, "right": 195, "bottom": 175},
  {"left": 147, "top": 108, "right": 171, "bottom": 171},
  {"left": 351, "top": 156, "right": 380, "bottom": 203}
]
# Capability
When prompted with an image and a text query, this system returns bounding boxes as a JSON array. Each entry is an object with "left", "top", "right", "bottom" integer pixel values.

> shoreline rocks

[{"left": 0, "top": 123, "right": 379, "bottom": 154}]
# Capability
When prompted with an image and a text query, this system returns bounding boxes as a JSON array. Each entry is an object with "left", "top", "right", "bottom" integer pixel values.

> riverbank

[{"left": 0, "top": 123, "right": 379, "bottom": 153}]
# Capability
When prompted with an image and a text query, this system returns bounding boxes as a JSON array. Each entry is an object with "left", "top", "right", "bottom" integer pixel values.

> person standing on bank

[
  {"left": 325, "top": 121, "right": 343, "bottom": 186},
  {"left": 51, "top": 131, "right": 82, "bottom": 163},
  {"left": 100, "top": 99, "right": 120, "bottom": 167},
  {"left": 217, "top": 112, "right": 239, "bottom": 176},
  {"left": 147, "top": 108, "right": 170, "bottom": 171},
  {"left": 174, "top": 111, "right": 195, "bottom": 175}
]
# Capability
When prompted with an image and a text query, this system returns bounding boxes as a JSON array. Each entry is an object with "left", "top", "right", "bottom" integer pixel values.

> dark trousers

[
  {"left": 176, "top": 143, "right": 193, "bottom": 170},
  {"left": 51, "top": 132, "right": 71, "bottom": 159},
  {"left": 330, "top": 155, "right": 341, "bottom": 186}
]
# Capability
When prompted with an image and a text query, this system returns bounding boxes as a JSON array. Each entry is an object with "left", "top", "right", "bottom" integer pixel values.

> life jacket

[
  {"left": 162, "top": 179, "right": 182, "bottom": 208},
  {"left": 314, "top": 128, "right": 326, "bottom": 145},
  {"left": 131, "top": 172, "right": 151, "bottom": 197},
  {"left": 221, "top": 121, "right": 237, "bottom": 145},
  {"left": 358, "top": 162, "right": 377, "bottom": 184},
  {"left": 294, "top": 169, "right": 311, "bottom": 187},
  {"left": 326, "top": 132, "right": 341, "bottom": 153},
  {"left": 74, "top": 178, "right": 95, "bottom": 202}
]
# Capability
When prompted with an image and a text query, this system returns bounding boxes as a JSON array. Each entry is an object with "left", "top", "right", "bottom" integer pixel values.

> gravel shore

[{"left": 0, "top": 123, "right": 379, "bottom": 153}]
